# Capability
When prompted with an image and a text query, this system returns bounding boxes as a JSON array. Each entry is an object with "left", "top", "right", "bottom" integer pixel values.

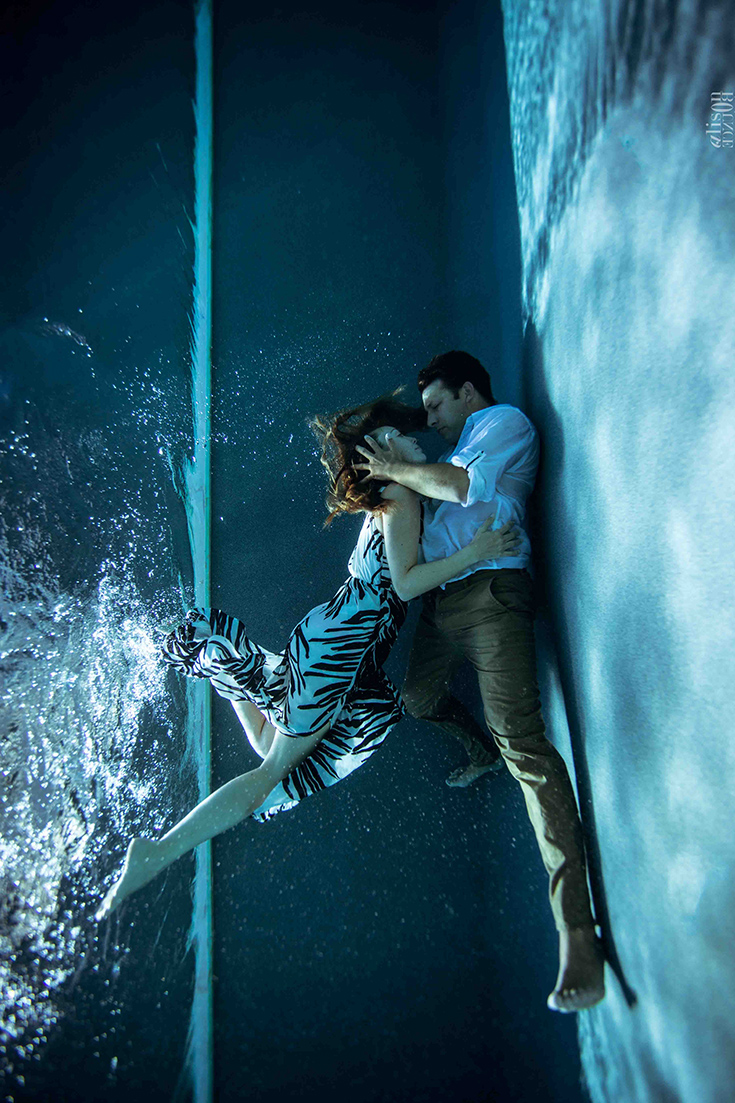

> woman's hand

[{"left": 467, "top": 517, "right": 522, "bottom": 563}]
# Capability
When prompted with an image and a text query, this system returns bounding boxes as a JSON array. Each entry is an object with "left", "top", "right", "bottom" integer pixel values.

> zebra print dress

[{"left": 162, "top": 513, "right": 408, "bottom": 821}]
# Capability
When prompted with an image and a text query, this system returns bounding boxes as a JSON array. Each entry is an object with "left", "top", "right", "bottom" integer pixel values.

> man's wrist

[{"left": 384, "top": 460, "right": 410, "bottom": 486}]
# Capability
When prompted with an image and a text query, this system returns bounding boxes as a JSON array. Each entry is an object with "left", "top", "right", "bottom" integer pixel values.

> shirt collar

[
  {"left": 458, "top": 406, "right": 494, "bottom": 443},
  {"left": 440, "top": 407, "right": 497, "bottom": 461}
]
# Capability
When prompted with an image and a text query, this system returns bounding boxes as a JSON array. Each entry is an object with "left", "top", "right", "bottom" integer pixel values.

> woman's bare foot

[
  {"left": 547, "top": 926, "right": 606, "bottom": 1012},
  {"left": 95, "top": 838, "right": 164, "bottom": 921}
]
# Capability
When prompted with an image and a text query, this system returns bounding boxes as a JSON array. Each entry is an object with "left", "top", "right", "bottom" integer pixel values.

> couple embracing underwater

[{"left": 97, "top": 349, "right": 604, "bottom": 1014}]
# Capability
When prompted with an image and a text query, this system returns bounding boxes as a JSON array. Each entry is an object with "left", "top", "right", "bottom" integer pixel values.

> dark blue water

[
  {"left": 1, "top": 1, "right": 199, "bottom": 1096},
  {"left": 2, "top": 2, "right": 586, "bottom": 1100}
]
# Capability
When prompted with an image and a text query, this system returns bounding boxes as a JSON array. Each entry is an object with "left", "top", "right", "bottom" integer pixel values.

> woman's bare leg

[
  {"left": 96, "top": 723, "right": 327, "bottom": 920},
  {"left": 231, "top": 699, "right": 276, "bottom": 759}
]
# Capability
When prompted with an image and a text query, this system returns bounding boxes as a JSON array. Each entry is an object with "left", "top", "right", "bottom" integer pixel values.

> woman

[{"left": 96, "top": 392, "right": 519, "bottom": 919}]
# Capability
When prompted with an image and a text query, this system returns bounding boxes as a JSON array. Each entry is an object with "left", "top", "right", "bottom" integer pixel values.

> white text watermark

[{"left": 707, "top": 92, "right": 733, "bottom": 148}]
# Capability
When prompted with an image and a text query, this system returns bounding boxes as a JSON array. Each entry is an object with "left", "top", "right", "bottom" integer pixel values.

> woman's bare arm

[{"left": 380, "top": 484, "right": 520, "bottom": 601}]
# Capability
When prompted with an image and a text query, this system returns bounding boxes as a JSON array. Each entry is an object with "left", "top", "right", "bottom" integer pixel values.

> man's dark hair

[{"left": 417, "top": 350, "right": 494, "bottom": 403}]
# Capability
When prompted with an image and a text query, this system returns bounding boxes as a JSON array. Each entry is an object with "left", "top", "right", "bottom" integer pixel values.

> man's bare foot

[
  {"left": 445, "top": 757, "right": 504, "bottom": 788},
  {"left": 95, "top": 838, "right": 164, "bottom": 921},
  {"left": 547, "top": 926, "right": 606, "bottom": 1012}
]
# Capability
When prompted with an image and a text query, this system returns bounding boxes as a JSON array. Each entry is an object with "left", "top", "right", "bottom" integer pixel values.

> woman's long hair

[{"left": 310, "top": 389, "right": 426, "bottom": 525}]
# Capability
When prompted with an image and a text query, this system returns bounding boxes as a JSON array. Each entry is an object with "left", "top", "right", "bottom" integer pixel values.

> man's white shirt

[{"left": 420, "top": 405, "right": 539, "bottom": 586}]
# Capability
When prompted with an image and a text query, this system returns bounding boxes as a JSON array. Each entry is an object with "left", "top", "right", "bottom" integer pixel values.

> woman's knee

[{"left": 263, "top": 727, "right": 325, "bottom": 777}]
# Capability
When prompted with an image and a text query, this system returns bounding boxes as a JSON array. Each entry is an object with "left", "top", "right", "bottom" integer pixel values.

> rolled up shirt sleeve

[{"left": 449, "top": 408, "right": 537, "bottom": 507}]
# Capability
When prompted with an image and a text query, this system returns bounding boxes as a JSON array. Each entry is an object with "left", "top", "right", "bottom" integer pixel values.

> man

[{"left": 356, "top": 350, "right": 604, "bottom": 1013}]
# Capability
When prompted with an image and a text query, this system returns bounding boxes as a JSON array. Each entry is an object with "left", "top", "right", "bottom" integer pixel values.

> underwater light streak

[{"left": 180, "top": 2, "right": 214, "bottom": 1101}]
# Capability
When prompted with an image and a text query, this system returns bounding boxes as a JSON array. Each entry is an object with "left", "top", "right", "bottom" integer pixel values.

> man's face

[{"left": 421, "top": 379, "right": 470, "bottom": 444}]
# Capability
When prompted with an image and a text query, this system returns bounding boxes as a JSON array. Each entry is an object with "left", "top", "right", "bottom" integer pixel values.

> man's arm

[{"left": 355, "top": 437, "right": 469, "bottom": 503}]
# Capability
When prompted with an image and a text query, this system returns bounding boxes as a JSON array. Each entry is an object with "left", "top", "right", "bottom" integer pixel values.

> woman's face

[{"left": 373, "top": 425, "right": 426, "bottom": 463}]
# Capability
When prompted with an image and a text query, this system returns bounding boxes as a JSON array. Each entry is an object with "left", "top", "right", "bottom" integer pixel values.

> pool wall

[{"left": 503, "top": 0, "right": 735, "bottom": 1099}]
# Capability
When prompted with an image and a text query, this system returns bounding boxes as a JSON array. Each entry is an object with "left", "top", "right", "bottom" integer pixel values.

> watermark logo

[{"left": 707, "top": 92, "right": 733, "bottom": 148}]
